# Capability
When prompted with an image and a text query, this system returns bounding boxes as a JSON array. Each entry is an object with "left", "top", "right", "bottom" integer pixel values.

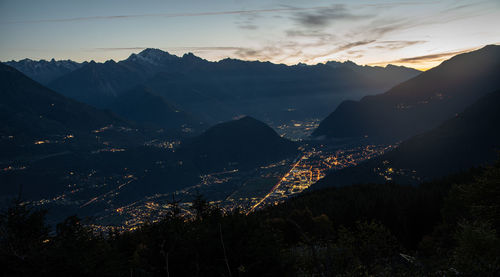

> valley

[
  {"left": 2, "top": 45, "right": 499, "bottom": 233},
  {"left": 27, "top": 137, "right": 396, "bottom": 232},
  {"left": 2, "top": 1, "right": 499, "bottom": 275}
]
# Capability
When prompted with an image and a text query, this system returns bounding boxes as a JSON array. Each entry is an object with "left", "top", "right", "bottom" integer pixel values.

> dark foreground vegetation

[{"left": 1, "top": 161, "right": 499, "bottom": 276}]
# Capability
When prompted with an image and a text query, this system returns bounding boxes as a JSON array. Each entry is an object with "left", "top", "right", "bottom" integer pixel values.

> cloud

[
  {"left": 281, "top": 5, "right": 426, "bottom": 59},
  {"left": 238, "top": 24, "right": 259, "bottom": 30},
  {"left": 233, "top": 46, "right": 286, "bottom": 61},
  {"left": 280, "top": 0, "right": 491, "bottom": 59},
  {"left": 225, "top": 1, "right": 490, "bottom": 65},
  {"left": 372, "top": 40, "right": 427, "bottom": 50},
  {"left": 3, "top": 6, "right": 329, "bottom": 24},
  {"left": 347, "top": 1, "right": 494, "bottom": 45},
  {"left": 358, "top": 1, "right": 434, "bottom": 9},
  {"left": 371, "top": 47, "right": 479, "bottom": 66},
  {"left": 390, "top": 49, "right": 476, "bottom": 63},
  {"left": 441, "top": 2, "right": 479, "bottom": 13},
  {"left": 229, "top": 38, "right": 378, "bottom": 65},
  {"left": 285, "top": 29, "right": 335, "bottom": 39},
  {"left": 284, "top": 30, "right": 339, "bottom": 50},
  {"left": 349, "top": 19, "right": 412, "bottom": 41},
  {"left": 293, "top": 4, "right": 367, "bottom": 28},
  {"left": 292, "top": 40, "right": 376, "bottom": 63},
  {"left": 333, "top": 40, "right": 376, "bottom": 52},
  {"left": 234, "top": 13, "right": 261, "bottom": 30},
  {"left": 347, "top": 50, "right": 364, "bottom": 55}
]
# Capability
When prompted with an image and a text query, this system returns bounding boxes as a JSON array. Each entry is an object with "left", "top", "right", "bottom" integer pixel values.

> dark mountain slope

[
  {"left": 311, "top": 89, "right": 500, "bottom": 189},
  {"left": 107, "top": 86, "right": 200, "bottom": 130},
  {"left": 0, "top": 62, "right": 147, "bottom": 163},
  {"left": 313, "top": 45, "right": 500, "bottom": 142},
  {"left": 0, "top": 63, "right": 123, "bottom": 139},
  {"left": 48, "top": 60, "right": 152, "bottom": 107},
  {"left": 178, "top": 116, "right": 298, "bottom": 172},
  {"left": 0, "top": 63, "right": 201, "bottom": 204}
]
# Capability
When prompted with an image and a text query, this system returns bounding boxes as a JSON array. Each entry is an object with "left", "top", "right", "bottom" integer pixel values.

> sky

[{"left": 1, "top": 0, "right": 499, "bottom": 70}]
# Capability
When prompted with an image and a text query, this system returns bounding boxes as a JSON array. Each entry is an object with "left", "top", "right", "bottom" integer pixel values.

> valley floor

[{"left": 88, "top": 142, "right": 397, "bottom": 232}]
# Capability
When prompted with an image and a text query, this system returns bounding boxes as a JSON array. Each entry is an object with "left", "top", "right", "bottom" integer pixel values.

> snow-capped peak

[{"left": 127, "top": 48, "right": 179, "bottom": 65}]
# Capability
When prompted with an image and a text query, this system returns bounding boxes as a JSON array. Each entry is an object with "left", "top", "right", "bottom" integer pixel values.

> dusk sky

[{"left": 1, "top": 0, "right": 499, "bottom": 70}]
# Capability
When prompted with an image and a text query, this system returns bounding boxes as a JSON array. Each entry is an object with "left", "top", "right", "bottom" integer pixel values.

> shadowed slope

[{"left": 313, "top": 45, "right": 500, "bottom": 142}]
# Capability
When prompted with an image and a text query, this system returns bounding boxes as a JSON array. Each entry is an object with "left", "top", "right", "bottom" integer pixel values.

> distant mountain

[
  {"left": 47, "top": 48, "right": 420, "bottom": 126},
  {"left": 48, "top": 59, "right": 153, "bottom": 107},
  {"left": 144, "top": 59, "right": 413, "bottom": 123},
  {"left": 311, "top": 89, "right": 500, "bottom": 190},
  {"left": 108, "top": 86, "right": 201, "bottom": 131},
  {"left": 48, "top": 49, "right": 208, "bottom": 108},
  {"left": 313, "top": 45, "right": 500, "bottom": 142},
  {"left": 178, "top": 116, "right": 298, "bottom": 172},
  {"left": 5, "top": 58, "right": 84, "bottom": 85},
  {"left": 326, "top": 60, "right": 421, "bottom": 89},
  {"left": 0, "top": 63, "right": 123, "bottom": 141}
]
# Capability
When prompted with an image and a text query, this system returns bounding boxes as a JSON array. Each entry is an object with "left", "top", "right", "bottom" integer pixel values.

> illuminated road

[
  {"left": 80, "top": 178, "right": 136, "bottom": 208},
  {"left": 246, "top": 154, "right": 304, "bottom": 214}
]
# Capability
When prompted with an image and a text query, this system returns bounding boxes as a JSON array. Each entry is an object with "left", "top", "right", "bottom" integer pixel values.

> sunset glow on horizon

[{"left": 1, "top": 0, "right": 499, "bottom": 70}]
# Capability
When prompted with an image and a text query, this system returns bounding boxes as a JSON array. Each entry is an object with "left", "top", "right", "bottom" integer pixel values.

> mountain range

[
  {"left": 4, "top": 58, "right": 84, "bottom": 85},
  {"left": 326, "top": 60, "right": 421, "bottom": 89},
  {"left": 7, "top": 49, "right": 420, "bottom": 129},
  {"left": 313, "top": 45, "right": 500, "bottom": 142}
]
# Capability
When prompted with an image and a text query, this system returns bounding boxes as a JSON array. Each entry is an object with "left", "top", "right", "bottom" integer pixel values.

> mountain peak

[
  {"left": 205, "top": 116, "right": 271, "bottom": 136},
  {"left": 343, "top": 60, "right": 357, "bottom": 66},
  {"left": 127, "top": 48, "right": 179, "bottom": 64},
  {"left": 384, "top": 64, "right": 414, "bottom": 70},
  {"left": 481, "top": 44, "right": 500, "bottom": 50},
  {"left": 181, "top": 116, "right": 297, "bottom": 172},
  {"left": 235, "top": 115, "right": 259, "bottom": 123},
  {"left": 138, "top": 48, "right": 171, "bottom": 57},
  {"left": 181, "top": 52, "right": 204, "bottom": 62},
  {"left": 182, "top": 52, "right": 196, "bottom": 57},
  {"left": 325, "top": 60, "right": 358, "bottom": 68}
]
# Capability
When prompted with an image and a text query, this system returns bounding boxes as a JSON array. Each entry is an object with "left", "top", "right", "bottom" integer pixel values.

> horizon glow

[{"left": 1, "top": 0, "right": 499, "bottom": 70}]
